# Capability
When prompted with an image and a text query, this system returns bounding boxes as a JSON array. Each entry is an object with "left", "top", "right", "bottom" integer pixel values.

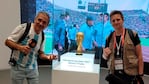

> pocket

[
  {"left": 126, "top": 40, "right": 134, "bottom": 50},
  {"left": 127, "top": 55, "right": 138, "bottom": 67},
  {"left": 125, "top": 40, "right": 136, "bottom": 56}
]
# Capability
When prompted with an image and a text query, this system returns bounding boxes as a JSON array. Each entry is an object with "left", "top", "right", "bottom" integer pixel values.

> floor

[{"left": 0, "top": 66, "right": 149, "bottom": 84}]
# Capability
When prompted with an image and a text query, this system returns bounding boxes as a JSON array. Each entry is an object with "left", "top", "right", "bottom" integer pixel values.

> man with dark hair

[
  {"left": 79, "top": 16, "right": 96, "bottom": 51},
  {"left": 54, "top": 11, "right": 70, "bottom": 60}
]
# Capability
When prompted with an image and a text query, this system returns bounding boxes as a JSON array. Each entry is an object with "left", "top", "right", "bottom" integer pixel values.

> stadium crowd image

[{"left": 0, "top": 0, "right": 149, "bottom": 84}]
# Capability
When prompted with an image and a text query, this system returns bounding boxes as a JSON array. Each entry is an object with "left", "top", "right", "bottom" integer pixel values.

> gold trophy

[{"left": 76, "top": 32, "right": 84, "bottom": 55}]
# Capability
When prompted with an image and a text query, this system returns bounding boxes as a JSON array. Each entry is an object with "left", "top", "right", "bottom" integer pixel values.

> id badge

[{"left": 115, "top": 59, "right": 123, "bottom": 70}]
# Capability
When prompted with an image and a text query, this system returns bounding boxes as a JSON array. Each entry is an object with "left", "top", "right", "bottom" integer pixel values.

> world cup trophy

[{"left": 76, "top": 32, "right": 84, "bottom": 55}]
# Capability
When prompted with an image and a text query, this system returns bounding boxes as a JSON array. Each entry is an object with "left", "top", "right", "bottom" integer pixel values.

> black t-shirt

[
  {"left": 133, "top": 33, "right": 140, "bottom": 46},
  {"left": 105, "top": 29, "right": 140, "bottom": 58},
  {"left": 105, "top": 29, "right": 140, "bottom": 47}
]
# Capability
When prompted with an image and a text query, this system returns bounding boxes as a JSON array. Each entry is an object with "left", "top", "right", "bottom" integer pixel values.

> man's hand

[
  {"left": 19, "top": 45, "right": 31, "bottom": 55},
  {"left": 103, "top": 47, "right": 112, "bottom": 59},
  {"left": 47, "top": 54, "right": 58, "bottom": 61}
]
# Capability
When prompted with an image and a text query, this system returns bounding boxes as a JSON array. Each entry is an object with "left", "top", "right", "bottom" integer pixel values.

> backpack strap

[
  {"left": 18, "top": 23, "right": 31, "bottom": 43},
  {"left": 40, "top": 31, "right": 45, "bottom": 47},
  {"left": 37, "top": 31, "right": 45, "bottom": 60},
  {"left": 127, "top": 28, "right": 135, "bottom": 45}
]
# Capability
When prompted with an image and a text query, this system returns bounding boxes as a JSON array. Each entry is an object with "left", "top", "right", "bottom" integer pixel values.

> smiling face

[
  {"left": 110, "top": 10, "right": 124, "bottom": 30},
  {"left": 110, "top": 14, "right": 124, "bottom": 30},
  {"left": 34, "top": 12, "right": 50, "bottom": 34}
]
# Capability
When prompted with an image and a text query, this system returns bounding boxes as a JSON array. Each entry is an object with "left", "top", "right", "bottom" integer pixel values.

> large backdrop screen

[{"left": 36, "top": 0, "right": 149, "bottom": 62}]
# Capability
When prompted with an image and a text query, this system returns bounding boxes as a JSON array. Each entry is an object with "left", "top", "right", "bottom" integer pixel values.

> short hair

[
  {"left": 60, "top": 11, "right": 70, "bottom": 18},
  {"left": 104, "top": 13, "right": 109, "bottom": 16},
  {"left": 35, "top": 11, "right": 50, "bottom": 24},
  {"left": 110, "top": 10, "right": 124, "bottom": 21}
]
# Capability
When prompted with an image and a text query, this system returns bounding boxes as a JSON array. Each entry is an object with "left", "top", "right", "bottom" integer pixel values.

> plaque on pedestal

[{"left": 60, "top": 52, "right": 94, "bottom": 72}]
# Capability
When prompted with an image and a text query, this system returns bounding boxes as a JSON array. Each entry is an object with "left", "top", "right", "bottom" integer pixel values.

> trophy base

[{"left": 76, "top": 53, "right": 83, "bottom": 55}]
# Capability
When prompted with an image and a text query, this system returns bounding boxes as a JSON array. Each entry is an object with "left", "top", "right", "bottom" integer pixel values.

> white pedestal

[{"left": 51, "top": 52, "right": 99, "bottom": 84}]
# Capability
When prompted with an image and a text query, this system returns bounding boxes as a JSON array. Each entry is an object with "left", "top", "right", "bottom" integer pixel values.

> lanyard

[{"left": 114, "top": 28, "right": 125, "bottom": 55}]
